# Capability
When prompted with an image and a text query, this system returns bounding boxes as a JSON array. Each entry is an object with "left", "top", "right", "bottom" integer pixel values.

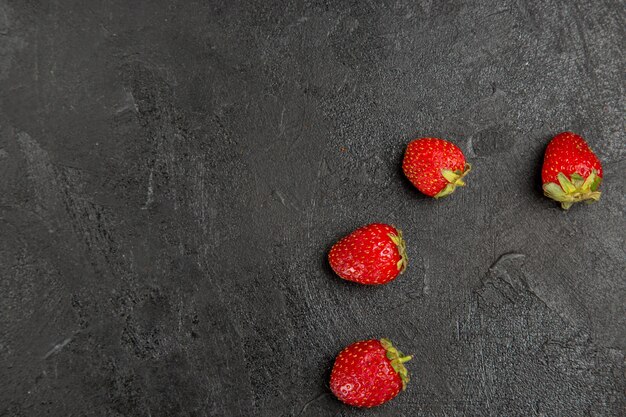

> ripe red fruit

[
  {"left": 542, "top": 132, "right": 603, "bottom": 210},
  {"left": 328, "top": 223, "right": 407, "bottom": 285},
  {"left": 330, "top": 338, "right": 412, "bottom": 408},
  {"left": 402, "top": 137, "right": 471, "bottom": 198}
]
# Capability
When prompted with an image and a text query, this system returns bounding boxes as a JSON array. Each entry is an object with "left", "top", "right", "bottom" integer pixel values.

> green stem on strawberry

[
  {"left": 380, "top": 338, "right": 412, "bottom": 390},
  {"left": 543, "top": 170, "right": 602, "bottom": 210},
  {"left": 434, "top": 163, "right": 472, "bottom": 199},
  {"left": 388, "top": 229, "right": 408, "bottom": 273}
]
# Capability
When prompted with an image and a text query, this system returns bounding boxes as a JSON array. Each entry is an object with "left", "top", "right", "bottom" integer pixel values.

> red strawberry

[
  {"left": 330, "top": 338, "right": 412, "bottom": 408},
  {"left": 402, "top": 138, "right": 471, "bottom": 198},
  {"left": 542, "top": 132, "right": 603, "bottom": 210},
  {"left": 328, "top": 223, "right": 407, "bottom": 285}
]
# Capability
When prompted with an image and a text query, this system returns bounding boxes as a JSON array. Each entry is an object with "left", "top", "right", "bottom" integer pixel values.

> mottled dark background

[{"left": 0, "top": 1, "right": 624, "bottom": 416}]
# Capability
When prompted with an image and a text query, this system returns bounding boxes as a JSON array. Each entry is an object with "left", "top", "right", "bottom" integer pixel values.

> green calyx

[
  {"left": 434, "top": 163, "right": 472, "bottom": 199},
  {"left": 388, "top": 229, "right": 408, "bottom": 273},
  {"left": 543, "top": 170, "right": 602, "bottom": 210},
  {"left": 380, "top": 338, "right": 412, "bottom": 390}
]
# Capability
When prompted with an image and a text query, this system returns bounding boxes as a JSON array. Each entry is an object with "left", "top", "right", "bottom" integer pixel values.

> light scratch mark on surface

[
  {"left": 274, "top": 190, "right": 286, "bottom": 206},
  {"left": 295, "top": 392, "right": 330, "bottom": 416},
  {"left": 277, "top": 106, "right": 286, "bottom": 137},
  {"left": 43, "top": 336, "right": 74, "bottom": 359},
  {"left": 422, "top": 256, "right": 431, "bottom": 295},
  {"left": 141, "top": 168, "right": 155, "bottom": 210},
  {"left": 116, "top": 88, "right": 139, "bottom": 114}
]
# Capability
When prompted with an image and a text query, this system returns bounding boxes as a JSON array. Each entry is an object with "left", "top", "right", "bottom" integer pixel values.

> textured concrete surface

[{"left": 0, "top": 1, "right": 624, "bottom": 416}]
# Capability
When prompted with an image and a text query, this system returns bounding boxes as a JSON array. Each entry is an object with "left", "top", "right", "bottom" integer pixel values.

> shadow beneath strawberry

[{"left": 532, "top": 134, "right": 553, "bottom": 205}]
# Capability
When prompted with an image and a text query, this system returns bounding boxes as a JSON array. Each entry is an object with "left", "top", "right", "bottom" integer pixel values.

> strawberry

[
  {"left": 542, "top": 132, "right": 603, "bottom": 210},
  {"left": 328, "top": 223, "right": 407, "bottom": 285},
  {"left": 402, "top": 138, "right": 471, "bottom": 198},
  {"left": 330, "top": 338, "right": 412, "bottom": 408}
]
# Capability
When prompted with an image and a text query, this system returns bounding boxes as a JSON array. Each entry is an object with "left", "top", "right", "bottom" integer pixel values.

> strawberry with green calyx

[
  {"left": 542, "top": 132, "right": 603, "bottom": 210},
  {"left": 330, "top": 338, "right": 412, "bottom": 408},
  {"left": 328, "top": 223, "right": 408, "bottom": 285},
  {"left": 402, "top": 137, "right": 471, "bottom": 198}
]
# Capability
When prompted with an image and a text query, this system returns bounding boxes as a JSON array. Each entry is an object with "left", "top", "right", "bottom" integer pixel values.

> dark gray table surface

[{"left": 1, "top": 1, "right": 624, "bottom": 416}]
